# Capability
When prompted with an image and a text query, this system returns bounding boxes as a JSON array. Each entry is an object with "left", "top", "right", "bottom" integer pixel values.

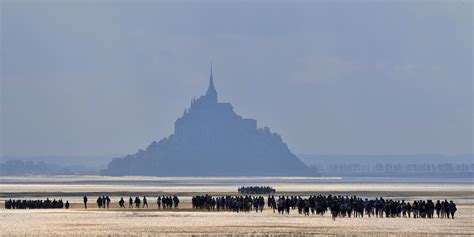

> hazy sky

[{"left": 1, "top": 0, "right": 472, "bottom": 158}]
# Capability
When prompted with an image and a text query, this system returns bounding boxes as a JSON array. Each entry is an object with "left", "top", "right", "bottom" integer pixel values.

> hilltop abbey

[{"left": 101, "top": 67, "right": 311, "bottom": 176}]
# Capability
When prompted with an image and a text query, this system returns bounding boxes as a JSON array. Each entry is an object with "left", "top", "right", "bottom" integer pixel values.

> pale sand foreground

[
  {"left": 0, "top": 203, "right": 473, "bottom": 236},
  {"left": 1, "top": 176, "right": 473, "bottom": 236}
]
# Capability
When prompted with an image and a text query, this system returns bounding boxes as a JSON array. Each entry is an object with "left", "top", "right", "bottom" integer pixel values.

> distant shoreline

[{"left": 0, "top": 176, "right": 472, "bottom": 204}]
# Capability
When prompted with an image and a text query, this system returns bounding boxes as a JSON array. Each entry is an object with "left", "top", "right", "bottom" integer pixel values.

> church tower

[{"left": 205, "top": 64, "right": 217, "bottom": 103}]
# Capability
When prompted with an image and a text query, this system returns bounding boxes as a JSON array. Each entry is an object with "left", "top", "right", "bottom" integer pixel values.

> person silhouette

[
  {"left": 119, "top": 197, "right": 125, "bottom": 208},
  {"left": 449, "top": 200, "right": 457, "bottom": 219},
  {"left": 157, "top": 196, "right": 161, "bottom": 209},
  {"left": 134, "top": 197, "right": 141, "bottom": 208},
  {"left": 106, "top": 196, "right": 111, "bottom": 208},
  {"left": 102, "top": 196, "right": 106, "bottom": 208},
  {"left": 129, "top": 197, "right": 133, "bottom": 208},
  {"left": 97, "top": 196, "right": 102, "bottom": 208},
  {"left": 83, "top": 196, "right": 88, "bottom": 209}
]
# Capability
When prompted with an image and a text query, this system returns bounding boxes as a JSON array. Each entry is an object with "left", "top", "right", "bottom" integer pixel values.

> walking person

[
  {"left": 119, "top": 197, "right": 125, "bottom": 208},
  {"left": 97, "top": 196, "right": 102, "bottom": 208},
  {"left": 157, "top": 196, "right": 161, "bottom": 209},
  {"left": 135, "top": 197, "right": 141, "bottom": 208},
  {"left": 100, "top": 196, "right": 105, "bottom": 208},
  {"left": 449, "top": 200, "right": 457, "bottom": 219},
  {"left": 106, "top": 196, "right": 111, "bottom": 208},
  {"left": 83, "top": 196, "right": 88, "bottom": 209}
]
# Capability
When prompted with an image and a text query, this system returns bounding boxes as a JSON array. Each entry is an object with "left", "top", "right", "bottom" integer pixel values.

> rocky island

[{"left": 101, "top": 68, "right": 312, "bottom": 176}]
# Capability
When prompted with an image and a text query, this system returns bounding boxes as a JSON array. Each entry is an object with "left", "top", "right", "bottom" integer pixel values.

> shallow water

[{"left": 1, "top": 176, "right": 472, "bottom": 203}]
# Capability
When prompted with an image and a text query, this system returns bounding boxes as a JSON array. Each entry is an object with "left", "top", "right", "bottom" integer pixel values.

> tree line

[{"left": 311, "top": 162, "right": 474, "bottom": 177}]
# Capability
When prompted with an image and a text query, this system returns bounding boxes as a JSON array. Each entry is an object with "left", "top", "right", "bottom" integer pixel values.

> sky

[{"left": 1, "top": 0, "right": 472, "bottom": 159}]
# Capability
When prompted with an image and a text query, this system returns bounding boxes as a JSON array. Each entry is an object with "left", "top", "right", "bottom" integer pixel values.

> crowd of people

[
  {"left": 5, "top": 194, "right": 458, "bottom": 220},
  {"left": 189, "top": 194, "right": 458, "bottom": 220},
  {"left": 238, "top": 186, "right": 276, "bottom": 194},
  {"left": 4, "top": 198, "right": 70, "bottom": 209},
  {"left": 192, "top": 195, "right": 266, "bottom": 212},
  {"left": 96, "top": 196, "right": 111, "bottom": 208},
  {"left": 156, "top": 196, "right": 180, "bottom": 209},
  {"left": 82, "top": 195, "right": 180, "bottom": 209},
  {"left": 267, "top": 195, "right": 458, "bottom": 220}
]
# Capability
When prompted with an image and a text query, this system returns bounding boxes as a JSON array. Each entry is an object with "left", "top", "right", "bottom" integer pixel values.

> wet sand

[
  {"left": 1, "top": 204, "right": 472, "bottom": 236},
  {"left": 0, "top": 176, "right": 473, "bottom": 236}
]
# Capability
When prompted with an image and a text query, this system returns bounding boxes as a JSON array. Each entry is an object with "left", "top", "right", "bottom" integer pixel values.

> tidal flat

[{"left": 0, "top": 176, "right": 472, "bottom": 236}]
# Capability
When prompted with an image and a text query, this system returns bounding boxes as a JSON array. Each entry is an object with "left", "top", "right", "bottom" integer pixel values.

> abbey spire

[
  {"left": 205, "top": 64, "right": 217, "bottom": 102},
  {"left": 101, "top": 65, "right": 311, "bottom": 176}
]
